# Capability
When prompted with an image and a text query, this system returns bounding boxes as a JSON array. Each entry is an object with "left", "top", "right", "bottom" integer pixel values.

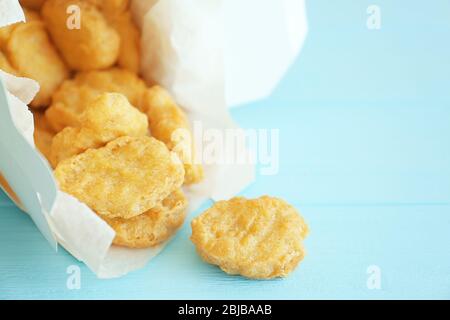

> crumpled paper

[{"left": 0, "top": 0, "right": 307, "bottom": 278}]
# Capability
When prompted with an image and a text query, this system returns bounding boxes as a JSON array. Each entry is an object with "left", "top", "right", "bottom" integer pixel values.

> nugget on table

[{"left": 191, "top": 196, "right": 309, "bottom": 279}]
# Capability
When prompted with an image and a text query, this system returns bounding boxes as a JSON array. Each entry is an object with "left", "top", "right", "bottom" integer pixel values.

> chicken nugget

[
  {"left": 20, "top": 0, "right": 46, "bottom": 10},
  {"left": 191, "top": 196, "right": 309, "bottom": 279},
  {"left": 75, "top": 68, "right": 147, "bottom": 109},
  {"left": 0, "top": 50, "right": 17, "bottom": 75},
  {"left": 0, "top": 8, "right": 40, "bottom": 49},
  {"left": 45, "top": 80, "right": 101, "bottom": 132},
  {"left": 42, "top": 0, "right": 120, "bottom": 71},
  {"left": 54, "top": 136, "right": 185, "bottom": 219},
  {"left": 23, "top": 8, "right": 42, "bottom": 21},
  {"left": 34, "top": 111, "right": 56, "bottom": 133},
  {"left": 81, "top": 92, "right": 148, "bottom": 138},
  {"left": 45, "top": 68, "right": 147, "bottom": 131},
  {"left": 6, "top": 21, "right": 69, "bottom": 108},
  {"left": 143, "top": 86, "right": 204, "bottom": 185},
  {"left": 108, "top": 11, "right": 141, "bottom": 74},
  {"left": 86, "top": 0, "right": 130, "bottom": 16},
  {"left": 49, "top": 93, "right": 148, "bottom": 166},
  {"left": 49, "top": 127, "right": 102, "bottom": 168},
  {"left": 33, "top": 111, "right": 56, "bottom": 160},
  {"left": 102, "top": 189, "right": 188, "bottom": 248},
  {"left": 0, "top": 25, "right": 17, "bottom": 48}
]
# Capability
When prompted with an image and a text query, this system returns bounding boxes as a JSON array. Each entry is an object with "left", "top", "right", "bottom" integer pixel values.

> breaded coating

[
  {"left": 75, "top": 68, "right": 147, "bottom": 109},
  {"left": 191, "top": 196, "right": 309, "bottom": 279},
  {"left": 0, "top": 51, "right": 17, "bottom": 75},
  {"left": 0, "top": 8, "right": 41, "bottom": 49},
  {"left": 33, "top": 111, "right": 56, "bottom": 160},
  {"left": 54, "top": 136, "right": 185, "bottom": 219},
  {"left": 49, "top": 127, "right": 103, "bottom": 167},
  {"left": 143, "top": 86, "right": 204, "bottom": 185},
  {"left": 108, "top": 11, "right": 141, "bottom": 73},
  {"left": 49, "top": 93, "right": 148, "bottom": 166},
  {"left": 34, "top": 111, "right": 56, "bottom": 134},
  {"left": 45, "top": 68, "right": 147, "bottom": 132},
  {"left": 45, "top": 80, "right": 101, "bottom": 132},
  {"left": 23, "top": 7, "right": 42, "bottom": 21},
  {"left": 102, "top": 189, "right": 188, "bottom": 248},
  {"left": 0, "top": 26, "right": 14, "bottom": 48},
  {"left": 20, "top": 0, "right": 46, "bottom": 10},
  {"left": 5, "top": 21, "right": 69, "bottom": 108},
  {"left": 86, "top": 0, "right": 130, "bottom": 16},
  {"left": 42, "top": 0, "right": 120, "bottom": 71},
  {"left": 81, "top": 92, "right": 148, "bottom": 139}
]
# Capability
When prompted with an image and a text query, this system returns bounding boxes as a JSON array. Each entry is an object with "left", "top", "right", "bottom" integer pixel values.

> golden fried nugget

[
  {"left": 191, "top": 196, "right": 309, "bottom": 279},
  {"left": 45, "top": 80, "right": 101, "bottom": 131},
  {"left": 0, "top": 8, "right": 40, "bottom": 49},
  {"left": 22, "top": 7, "right": 42, "bottom": 21},
  {"left": 85, "top": 1, "right": 140, "bottom": 73},
  {"left": 49, "top": 127, "right": 102, "bottom": 167},
  {"left": 75, "top": 68, "right": 147, "bottom": 109},
  {"left": 6, "top": 21, "right": 69, "bottom": 108},
  {"left": 42, "top": 0, "right": 120, "bottom": 71},
  {"left": 49, "top": 93, "right": 148, "bottom": 166},
  {"left": 0, "top": 25, "right": 16, "bottom": 47},
  {"left": 20, "top": 0, "right": 46, "bottom": 10},
  {"left": 33, "top": 111, "right": 56, "bottom": 160},
  {"left": 86, "top": 0, "right": 130, "bottom": 16},
  {"left": 54, "top": 136, "right": 185, "bottom": 219},
  {"left": 81, "top": 93, "right": 148, "bottom": 138},
  {"left": 108, "top": 11, "right": 141, "bottom": 73},
  {"left": 143, "top": 86, "right": 204, "bottom": 185},
  {"left": 45, "top": 68, "right": 147, "bottom": 132},
  {"left": 0, "top": 51, "right": 17, "bottom": 75},
  {"left": 102, "top": 189, "right": 188, "bottom": 248}
]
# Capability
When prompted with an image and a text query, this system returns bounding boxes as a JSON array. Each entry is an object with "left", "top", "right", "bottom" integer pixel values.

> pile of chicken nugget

[
  {"left": 0, "top": 0, "right": 204, "bottom": 249},
  {"left": 1, "top": 0, "right": 310, "bottom": 280}
]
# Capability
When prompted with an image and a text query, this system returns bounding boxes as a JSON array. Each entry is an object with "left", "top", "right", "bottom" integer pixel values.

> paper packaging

[{"left": 0, "top": 0, "right": 307, "bottom": 278}]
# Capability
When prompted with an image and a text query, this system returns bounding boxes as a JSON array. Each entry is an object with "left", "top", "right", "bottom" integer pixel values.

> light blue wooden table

[{"left": 1, "top": 0, "right": 449, "bottom": 299}]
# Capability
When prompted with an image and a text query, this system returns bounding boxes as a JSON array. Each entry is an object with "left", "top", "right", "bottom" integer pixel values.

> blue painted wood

[{"left": 1, "top": 0, "right": 449, "bottom": 299}]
